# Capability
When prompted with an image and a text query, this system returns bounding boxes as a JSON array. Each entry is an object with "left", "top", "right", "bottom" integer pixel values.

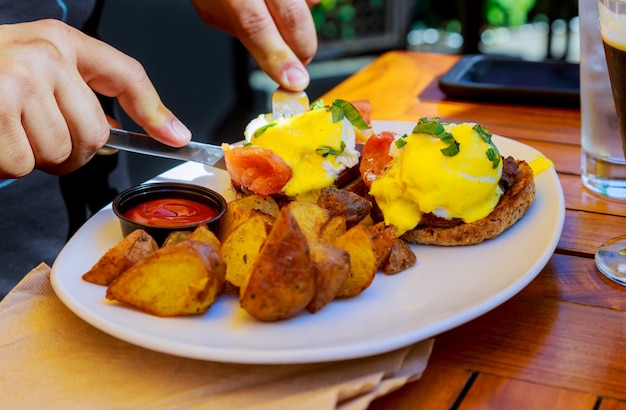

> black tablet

[{"left": 438, "top": 54, "right": 580, "bottom": 107}]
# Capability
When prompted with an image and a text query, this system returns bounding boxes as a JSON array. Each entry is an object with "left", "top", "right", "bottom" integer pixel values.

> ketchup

[{"left": 123, "top": 198, "right": 218, "bottom": 227}]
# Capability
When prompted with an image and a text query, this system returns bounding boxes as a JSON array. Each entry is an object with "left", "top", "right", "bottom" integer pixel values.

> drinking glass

[
  {"left": 594, "top": 0, "right": 626, "bottom": 284},
  {"left": 580, "top": 0, "right": 626, "bottom": 199}
]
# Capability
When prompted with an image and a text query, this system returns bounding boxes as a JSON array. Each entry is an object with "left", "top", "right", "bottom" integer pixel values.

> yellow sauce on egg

[
  {"left": 370, "top": 123, "right": 504, "bottom": 236},
  {"left": 529, "top": 154, "right": 554, "bottom": 175},
  {"left": 250, "top": 108, "right": 356, "bottom": 201}
]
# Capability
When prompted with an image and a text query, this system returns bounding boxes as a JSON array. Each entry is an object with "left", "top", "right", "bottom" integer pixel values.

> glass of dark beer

[{"left": 595, "top": 0, "right": 626, "bottom": 284}]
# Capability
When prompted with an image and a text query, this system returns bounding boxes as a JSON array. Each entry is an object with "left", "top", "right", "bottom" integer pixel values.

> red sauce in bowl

[{"left": 123, "top": 198, "right": 218, "bottom": 227}]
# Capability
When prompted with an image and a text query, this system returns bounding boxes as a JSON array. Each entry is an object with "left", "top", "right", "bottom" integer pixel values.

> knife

[{"left": 105, "top": 128, "right": 225, "bottom": 167}]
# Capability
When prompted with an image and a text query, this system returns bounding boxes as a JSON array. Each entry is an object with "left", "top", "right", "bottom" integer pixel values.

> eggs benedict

[
  {"left": 362, "top": 118, "right": 536, "bottom": 245},
  {"left": 223, "top": 99, "right": 371, "bottom": 202}
]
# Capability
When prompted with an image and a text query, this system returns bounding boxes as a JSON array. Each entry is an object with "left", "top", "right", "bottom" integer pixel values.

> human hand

[
  {"left": 0, "top": 19, "right": 191, "bottom": 179},
  {"left": 191, "top": 0, "right": 320, "bottom": 91}
]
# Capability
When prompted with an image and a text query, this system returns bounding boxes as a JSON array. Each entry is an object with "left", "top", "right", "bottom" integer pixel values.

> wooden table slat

[
  {"left": 369, "top": 363, "right": 472, "bottom": 410},
  {"left": 521, "top": 254, "right": 626, "bottom": 310},
  {"left": 559, "top": 210, "right": 626, "bottom": 256},
  {"left": 459, "top": 373, "right": 598, "bottom": 410},
  {"left": 600, "top": 398, "right": 626, "bottom": 410},
  {"left": 561, "top": 174, "right": 626, "bottom": 217}
]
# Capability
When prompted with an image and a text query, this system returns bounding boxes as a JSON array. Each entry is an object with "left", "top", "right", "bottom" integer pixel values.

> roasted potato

[
  {"left": 162, "top": 224, "right": 220, "bottom": 249},
  {"left": 218, "top": 194, "right": 279, "bottom": 241},
  {"left": 383, "top": 239, "right": 417, "bottom": 275},
  {"left": 339, "top": 175, "right": 368, "bottom": 197},
  {"left": 106, "top": 241, "right": 225, "bottom": 317},
  {"left": 240, "top": 206, "right": 314, "bottom": 321},
  {"left": 82, "top": 229, "right": 158, "bottom": 286},
  {"left": 333, "top": 224, "right": 377, "bottom": 298},
  {"left": 317, "top": 186, "right": 372, "bottom": 228},
  {"left": 220, "top": 214, "right": 268, "bottom": 288},
  {"left": 187, "top": 224, "right": 221, "bottom": 249},
  {"left": 162, "top": 230, "right": 192, "bottom": 247},
  {"left": 287, "top": 200, "right": 330, "bottom": 246},
  {"left": 367, "top": 222, "right": 396, "bottom": 270},
  {"left": 306, "top": 243, "right": 350, "bottom": 313},
  {"left": 318, "top": 216, "right": 347, "bottom": 244}
]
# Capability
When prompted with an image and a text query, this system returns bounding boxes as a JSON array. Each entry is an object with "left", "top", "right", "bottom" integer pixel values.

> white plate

[{"left": 51, "top": 121, "right": 565, "bottom": 364}]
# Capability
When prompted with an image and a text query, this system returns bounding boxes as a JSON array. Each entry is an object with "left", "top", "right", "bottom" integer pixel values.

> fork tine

[{"left": 271, "top": 87, "right": 309, "bottom": 118}]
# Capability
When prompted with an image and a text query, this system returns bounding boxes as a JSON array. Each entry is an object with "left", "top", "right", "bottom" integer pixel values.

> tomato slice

[
  {"left": 359, "top": 131, "right": 395, "bottom": 187},
  {"left": 350, "top": 100, "right": 372, "bottom": 126},
  {"left": 224, "top": 145, "right": 292, "bottom": 195}
]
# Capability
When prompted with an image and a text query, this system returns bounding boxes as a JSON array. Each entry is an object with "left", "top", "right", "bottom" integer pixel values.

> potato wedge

[
  {"left": 106, "top": 241, "right": 225, "bottom": 317},
  {"left": 162, "top": 224, "right": 221, "bottom": 248},
  {"left": 240, "top": 206, "right": 314, "bottom": 321},
  {"left": 383, "top": 239, "right": 417, "bottom": 275},
  {"left": 220, "top": 214, "right": 268, "bottom": 288},
  {"left": 188, "top": 224, "right": 221, "bottom": 250},
  {"left": 333, "top": 224, "right": 377, "bottom": 298},
  {"left": 318, "top": 216, "right": 347, "bottom": 244},
  {"left": 218, "top": 194, "right": 279, "bottom": 241},
  {"left": 306, "top": 243, "right": 350, "bottom": 313},
  {"left": 287, "top": 201, "right": 329, "bottom": 246},
  {"left": 162, "top": 230, "right": 192, "bottom": 247},
  {"left": 339, "top": 175, "right": 368, "bottom": 197},
  {"left": 367, "top": 222, "right": 396, "bottom": 270},
  {"left": 317, "top": 187, "right": 372, "bottom": 228},
  {"left": 82, "top": 229, "right": 158, "bottom": 286}
]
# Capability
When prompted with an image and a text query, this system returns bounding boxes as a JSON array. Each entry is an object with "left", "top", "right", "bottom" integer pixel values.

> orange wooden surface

[{"left": 321, "top": 51, "right": 626, "bottom": 409}]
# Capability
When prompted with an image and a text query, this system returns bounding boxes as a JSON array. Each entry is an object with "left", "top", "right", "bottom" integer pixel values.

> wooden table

[{"left": 320, "top": 51, "right": 626, "bottom": 409}]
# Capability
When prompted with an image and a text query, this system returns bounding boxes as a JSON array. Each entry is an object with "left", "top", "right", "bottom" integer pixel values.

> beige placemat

[{"left": 0, "top": 263, "right": 433, "bottom": 410}]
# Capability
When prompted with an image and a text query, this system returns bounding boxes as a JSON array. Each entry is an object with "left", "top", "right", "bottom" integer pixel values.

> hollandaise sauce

[
  {"left": 370, "top": 122, "right": 504, "bottom": 236},
  {"left": 250, "top": 108, "right": 360, "bottom": 201}
]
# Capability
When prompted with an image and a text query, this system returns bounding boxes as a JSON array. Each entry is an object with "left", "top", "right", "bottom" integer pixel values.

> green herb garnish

[
  {"left": 413, "top": 117, "right": 460, "bottom": 157},
  {"left": 441, "top": 141, "right": 460, "bottom": 156},
  {"left": 395, "top": 134, "right": 408, "bottom": 149},
  {"left": 316, "top": 141, "right": 346, "bottom": 157},
  {"left": 473, "top": 124, "right": 501, "bottom": 168},
  {"left": 331, "top": 100, "right": 370, "bottom": 130},
  {"left": 253, "top": 122, "right": 277, "bottom": 138},
  {"left": 310, "top": 99, "right": 325, "bottom": 110}
]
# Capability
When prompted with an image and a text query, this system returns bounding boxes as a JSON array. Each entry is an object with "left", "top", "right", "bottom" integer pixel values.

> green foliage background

[
  {"left": 485, "top": 0, "right": 537, "bottom": 26},
  {"left": 312, "top": 0, "right": 546, "bottom": 35}
]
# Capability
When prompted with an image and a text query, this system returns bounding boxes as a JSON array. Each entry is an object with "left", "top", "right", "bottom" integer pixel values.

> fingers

[
  {"left": 231, "top": 0, "right": 317, "bottom": 91},
  {"left": 192, "top": 0, "right": 318, "bottom": 91},
  {"left": 73, "top": 33, "right": 191, "bottom": 147},
  {"left": 0, "top": 118, "right": 34, "bottom": 178},
  {"left": 265, "top": 0, "right": 318, "bottom": 64},
  {"left": 0, "top": 22, "right": 83, "bottom": 176},
  {"left": 46, "top": 56, "right": 110, "bottom": 173},
  {"left": 0, "top": 19, "right": 190, "bottom": 178},
  {"left": 96, "top": 115, "right": 122, "bottom": 156}
]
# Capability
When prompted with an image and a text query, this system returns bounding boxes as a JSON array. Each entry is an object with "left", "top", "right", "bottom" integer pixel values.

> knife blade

[
  {"left": 105, "top": 128, "right": 225, "bottom": 167},
  {"left": 271, "top": 87, "right": 309, "bottom": 118}
]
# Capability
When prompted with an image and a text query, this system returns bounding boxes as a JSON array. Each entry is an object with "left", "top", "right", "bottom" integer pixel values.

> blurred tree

[
  {"left": 485, "top": 0, "right": 536, "bottom": 26},
  {"left": 312, "top": 0, "right": 386, "bottom": 41}
]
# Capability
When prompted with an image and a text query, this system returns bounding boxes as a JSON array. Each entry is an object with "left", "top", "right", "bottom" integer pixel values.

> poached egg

[
  {"left": 369, "top": 119, "right": 504, "bottom": 236},
  {"left": 242, "top": 101, "right": 367, "bottom": 201}
]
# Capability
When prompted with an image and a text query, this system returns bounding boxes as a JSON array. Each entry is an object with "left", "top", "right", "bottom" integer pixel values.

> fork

[{"left": 271, "top": 87, "right": 310, "bottom": 118}]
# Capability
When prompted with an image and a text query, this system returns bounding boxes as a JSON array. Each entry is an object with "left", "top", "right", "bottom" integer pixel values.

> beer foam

[{"left": 599, "top": 1, "right": 626, "bottom": 49}]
